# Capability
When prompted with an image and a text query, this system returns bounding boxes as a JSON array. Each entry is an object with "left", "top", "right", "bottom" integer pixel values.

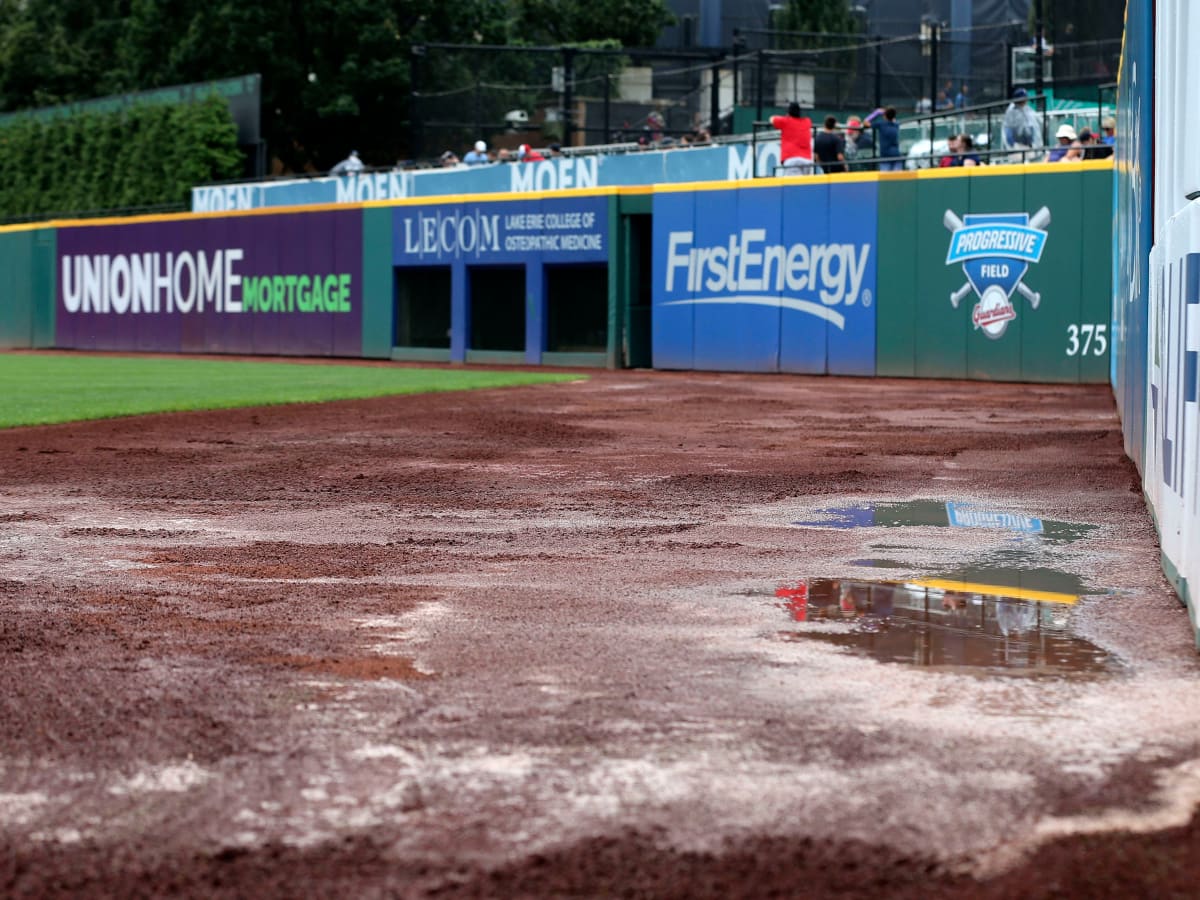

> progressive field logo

[{"left": 943, "top": 207, "right": 1050, "bottom": 339}]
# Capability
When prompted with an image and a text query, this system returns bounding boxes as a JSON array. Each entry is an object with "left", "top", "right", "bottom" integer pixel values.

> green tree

[
  {"left": 0, "top": 0, "right": 676, "bottom": 171},
  {"left": 771, "top": 0, "right": 858, "bottom": 41},
  {"left": 511, "top": 0, "right": 674, "bottom": 48}
]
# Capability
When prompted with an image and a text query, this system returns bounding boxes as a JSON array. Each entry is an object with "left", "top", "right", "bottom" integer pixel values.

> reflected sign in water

[
  {"left": 773, "top": 577, "right": 1119, "bottom": 678},
  {"left": 792, "top": 500, "right": 1095, "bottom": 543}
]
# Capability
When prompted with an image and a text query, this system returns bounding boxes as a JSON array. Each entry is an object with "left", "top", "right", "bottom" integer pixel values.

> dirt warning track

[{"left": 2, "top": 370, "right": 1199, "bottom": 898}]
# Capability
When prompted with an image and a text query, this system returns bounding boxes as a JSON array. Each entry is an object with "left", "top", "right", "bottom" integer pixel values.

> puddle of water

[
  {"left": 773, "top": 578, "right": 1119, "bottom": 678},
  {"left": 850, "top": 558, "right": 935, "bottom": 570},
  {"left": 793, "top": 500, "right": 1095, "bottom": 543}
]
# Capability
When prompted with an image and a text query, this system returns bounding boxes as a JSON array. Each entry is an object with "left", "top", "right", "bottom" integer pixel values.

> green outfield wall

[
  {"left": 0, "top": 162, "right": 1113, "bottom": 384},
  {"left": 875, "top": 164, "right": 1113, "bottom": 382},
  {"left": 0, "top": 226, "right": 55, "bottom": 350}
]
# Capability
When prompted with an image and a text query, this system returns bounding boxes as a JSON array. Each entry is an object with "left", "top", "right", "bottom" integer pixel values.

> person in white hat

[
  {"left": 1046, "top": 123, "right": 1080, "bottom": 162},
  {"left": 463, "top": 140, "right": 490, "bottom": 166}
]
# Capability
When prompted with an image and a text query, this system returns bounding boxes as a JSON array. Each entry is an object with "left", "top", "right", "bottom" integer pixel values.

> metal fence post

[
  {"left": 410, "top": 44, "right": 426, "bottom": 160},
  {"left": 755, "top": 49, "right": 765, "bottom": 122},
  {"left": 562, "top": 46, "right": 576, "bottom": 147},
  {"left": 874, "top": 37, "right": 882, "bottom": 110},
  {"left": 710, "top": 59, "right": 721, "bottom": 136},
  {"left": 603, "top": 71, "right": 611, "bottom": 143}
]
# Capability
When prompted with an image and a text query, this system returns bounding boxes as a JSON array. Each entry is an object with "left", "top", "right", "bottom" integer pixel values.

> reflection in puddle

[
  {"left": 774, "top": 578, "right": 1119, "bottom": 678},
  {"left": 793, "top": 500, "right": 1095, "bottom": 543}
]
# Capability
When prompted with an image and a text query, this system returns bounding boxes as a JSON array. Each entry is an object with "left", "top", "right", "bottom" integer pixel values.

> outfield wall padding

[
  {"left": 0, "top": 227, "right": 55, "bottom": 350},
  {"left": 3, "top": 164, "right": 1112, "bottom": 387},
  {"left": 872, "top": 165, "right": 1113, "bottom": 383}
]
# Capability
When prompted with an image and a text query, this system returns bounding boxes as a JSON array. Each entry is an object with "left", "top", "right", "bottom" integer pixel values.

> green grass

[{"left": 0, "top": 354, "right": 585, "bottom": 428}]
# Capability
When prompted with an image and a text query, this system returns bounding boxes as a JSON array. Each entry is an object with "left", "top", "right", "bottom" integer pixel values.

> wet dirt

[{"left": 2, "top": 365, "right": 1200, "bottom": 898}]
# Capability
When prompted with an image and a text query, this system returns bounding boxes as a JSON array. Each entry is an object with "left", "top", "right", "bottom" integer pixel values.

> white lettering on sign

[
  {"left": 509, "top": 157, "right": 599, "bottom": 192},
  {"left": 665, "top": 229, "right": 871, "bottom": 308},
  {"left": 61, "top": 249, "right": 245, "bottom": 314},
  {"left": 402, "top": 209, "right": 502, "bottom": 258}
]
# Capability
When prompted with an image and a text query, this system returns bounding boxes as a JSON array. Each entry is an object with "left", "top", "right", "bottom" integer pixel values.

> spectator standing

[
  {"left": 1003, "top": 88, "right": 1042, "bottom": 160},
  {"left": 330, "top": 150, "right": 364, "bottom": 175},
  {"left": 814, "top": 116, "right": 847, "bottom": 174},
  {"left": 463, "top": 140, "right": 490, "bottom": 165},
  {"left": 770, "top": 101, "right": 814, "bottom": 174},
  {"left": 955, "top": 83, "right": 970, "bottom": 109},
  {"left": 873, "top": 107, "right": 903, "bottom": 172}
]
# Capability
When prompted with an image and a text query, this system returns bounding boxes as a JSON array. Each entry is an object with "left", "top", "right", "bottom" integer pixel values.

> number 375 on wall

[{"left": 1066, "top": 323, "right": 1108, "bottom": 356}]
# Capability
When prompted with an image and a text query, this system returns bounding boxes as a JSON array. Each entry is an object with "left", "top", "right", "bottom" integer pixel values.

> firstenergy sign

[
  {"left": 652, "top": 183, "right": 878, "bottom": 375},
  {"left": 663, "top": 229, "right": 871, "bottom": 329}
]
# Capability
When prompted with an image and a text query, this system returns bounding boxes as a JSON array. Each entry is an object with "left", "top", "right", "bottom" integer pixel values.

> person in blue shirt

[
  {"left": 463, "top": 141, "right": 490, "bottom": 166},
  {"left": 871, "top": 107, "right": 903, "bottom": 171},
  {"left": 1101, "top": 117, "right": 1116, "bottom": 146},
  {"left": 955, "top": 134, "right": 981, "bottom": 166}
]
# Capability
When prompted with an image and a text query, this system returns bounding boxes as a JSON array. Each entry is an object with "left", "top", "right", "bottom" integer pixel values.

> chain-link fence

[
  {"left": 403, "top": 32, "right": 1121, "bottom": 164},
  {"left": 410, "top": 43, "right": 734, "bottom": 161}
]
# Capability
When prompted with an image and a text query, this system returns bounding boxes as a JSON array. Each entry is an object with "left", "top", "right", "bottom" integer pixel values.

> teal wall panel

[
  {"left": 1079, "top": 169, "right": 1114, "bottom": 383},
  {"left": 31, "top": 228, "right": 55, "bottom": 347},
  {"left": 875, "top": 176, "right": 919, "bottom": 377},
  {"left": 361, "top": 207, "right": 393, "bottom": 359},
  {"left": 914, "top": 174, "right": 971, "bottom": 378},
  {"left": 1021, "top": 171, "right": 1084, "bottom": 383},
  {"left": 0, "top": 228, "right": 55, "bottom": 349}
]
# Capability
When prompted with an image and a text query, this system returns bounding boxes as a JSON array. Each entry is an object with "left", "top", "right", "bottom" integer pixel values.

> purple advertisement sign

[{"left": 56, "top": 209, "right": 362, "bottom": 356}]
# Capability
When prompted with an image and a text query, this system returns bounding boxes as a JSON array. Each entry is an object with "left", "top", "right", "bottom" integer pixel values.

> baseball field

[{"left": 2, "top": 352, "right": 1199, "bottom": 896}]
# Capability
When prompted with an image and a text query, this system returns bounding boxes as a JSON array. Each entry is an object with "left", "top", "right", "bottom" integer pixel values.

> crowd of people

[
  {"left": 769, "top": 87, "right": 1115, "bottom": 175},
  {"left": 770, "top": 103, "right": 906, "bottom": 174},
  {"left": 327, "top": 88, "right": 1116, "bottom": 177}
]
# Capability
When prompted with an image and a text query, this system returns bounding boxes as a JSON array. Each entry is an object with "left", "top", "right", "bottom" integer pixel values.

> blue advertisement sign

[
  {"left": 191, "top": 143, "right": 783, "bottom": 212},
  {"left": 652, "top": 180, "right": 877, "bottom": 375},
  {"left": 391, "top": 195, "right": 608, "bottom": 267}
]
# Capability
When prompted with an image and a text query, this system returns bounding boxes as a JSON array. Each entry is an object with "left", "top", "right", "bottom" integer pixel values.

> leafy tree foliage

[
  {"left": 0, "top": 0, "right": 675, "bottom": 173},
  {"left": 771, "top": 0, "right": 858, "bottom": 42},
  {"left": 0, "top": 95, "right": 242, "bottom": 218},
  {"left": 511, "top": 0, "right": 673, "bottom": 48}
]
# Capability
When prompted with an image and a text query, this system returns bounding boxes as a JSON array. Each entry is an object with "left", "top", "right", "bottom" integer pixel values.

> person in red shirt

[
  {"left": 517, "top": 144, "right": 545, "bottom": 162},
  {"left": 770, "top": 102, "right": 813, "bottom": 175}
]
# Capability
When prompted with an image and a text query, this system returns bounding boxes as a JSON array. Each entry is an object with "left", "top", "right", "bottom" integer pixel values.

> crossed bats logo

[{"left": 943, "top": 207, "right": 1050, "bottom": 339}]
